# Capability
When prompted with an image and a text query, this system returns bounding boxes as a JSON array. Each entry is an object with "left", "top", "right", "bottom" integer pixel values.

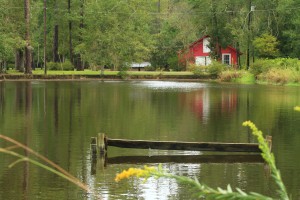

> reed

[{"left": 0, "top": 134, "right": 102, "bottom": 200}]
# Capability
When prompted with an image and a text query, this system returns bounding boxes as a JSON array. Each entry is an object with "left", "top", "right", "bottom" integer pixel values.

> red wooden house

[{"left": 179, "top": 36, "right": 240, "bottom": 67}]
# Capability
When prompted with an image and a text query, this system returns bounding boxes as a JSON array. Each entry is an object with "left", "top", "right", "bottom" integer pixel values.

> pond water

[{"left": 0, "top": 80, "right": 300, "bottom": 199}]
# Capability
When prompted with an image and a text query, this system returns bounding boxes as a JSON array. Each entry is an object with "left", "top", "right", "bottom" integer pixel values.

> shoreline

[{"left": 0, "top": 74, "right": 214, "bottom": 81}]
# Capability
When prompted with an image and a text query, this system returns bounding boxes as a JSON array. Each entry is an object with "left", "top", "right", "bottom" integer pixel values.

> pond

[{"left": 0, "top": 80, "right": 300, "bottom": 199}]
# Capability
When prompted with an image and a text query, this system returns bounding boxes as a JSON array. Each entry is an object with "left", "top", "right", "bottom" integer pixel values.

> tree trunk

[
  {"left": 76, "top": 0, "right": 84, "bottom": 71},
  {"left": 53, "top": 0, "right": 59, "bottom": 63},
  {"left": 68, "top": 0, "right": 73, "bottom": 64},
  {"left": 15, "top": 49, "right": 24, "bottom": 72},
  {"left": 24, "top": 0, "right": 32, "bottom": 74},
  {"left": 44, "top": 0, "right": 47, "bottom": 74},
  {"left": 53, "top": 25, "right": 59, "bottom": 62}
]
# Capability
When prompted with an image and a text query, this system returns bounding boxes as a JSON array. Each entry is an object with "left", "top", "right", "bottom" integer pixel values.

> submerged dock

[{"left": 90, "top": 133, "right": 272, "bottom": 157}]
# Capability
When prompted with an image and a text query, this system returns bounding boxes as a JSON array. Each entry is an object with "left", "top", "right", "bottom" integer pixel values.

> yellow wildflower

[
  {"left": 115, "top": 166, "right": 156, "bottom": 182},
  {"left": 294, "top": 106, "right": 300, "bottom": 112}
]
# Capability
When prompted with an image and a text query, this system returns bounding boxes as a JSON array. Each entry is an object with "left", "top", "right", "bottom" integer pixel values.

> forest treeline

[{"left": 1, "top": 0, "right": 300, "bottom": 73}]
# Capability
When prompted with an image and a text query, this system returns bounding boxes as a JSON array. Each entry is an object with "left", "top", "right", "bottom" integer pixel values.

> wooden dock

[{"left": 90, "top": 133, "right": 272, "bottom": 157}]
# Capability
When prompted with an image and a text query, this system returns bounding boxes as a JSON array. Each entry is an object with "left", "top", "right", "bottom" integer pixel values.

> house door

[{"left": 195, "top": 56, "right": 211, "bottom": 66}]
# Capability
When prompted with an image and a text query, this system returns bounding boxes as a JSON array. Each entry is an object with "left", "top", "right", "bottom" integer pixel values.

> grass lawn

[{"left": 5, "top": 69, "right": 194, "bottom": 76}]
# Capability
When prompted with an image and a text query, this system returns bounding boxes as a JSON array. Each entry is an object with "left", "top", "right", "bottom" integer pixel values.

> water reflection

[
  {"left": 136, "top": 81, "right": 207, "bottom": 91},
  {"left": 1, "top": 81, "right": 300, "bottom": 199}
]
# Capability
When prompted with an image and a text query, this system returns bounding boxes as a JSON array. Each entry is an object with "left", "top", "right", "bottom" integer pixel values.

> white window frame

[
  {"left": 222, "top": 54, "right": 231, "bottom": 65},
  {"left": 203, "top": 38, "right": 210, "bottom": 53}
]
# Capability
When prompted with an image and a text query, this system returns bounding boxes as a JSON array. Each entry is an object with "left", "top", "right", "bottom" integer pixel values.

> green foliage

[
  {"left": 47, "top": 62, "right": 59, "bottom": 71},
  {"left": 3, "top": 0, "right": 300, "bottom": 72},
  {"left": 253, "top": 34, "right": 279, "bottom": 58},
  {"left": 144, "top": 66, "right": 156, "bottom": 71},
  {"left": 250, "top": 58, "right": 300, "bottom": 76},
  {"left": 208, "top": 61, "right": 227, "bottom": 76},
  {"left": 257, "top": 68, "right": 300, "bottom": 85},
  {"left": 47, "top": 61, "right": 74, "bottom": 71},
  {"left": 117, "top": 66, "right": 130, "bottom": 79},
  {"left": 243, "top": 121, "right": 289, "bottom": 200},
  {"left": 187, "top": 63, "right": 208, "bottom": 76},
  {"left": 219, "top": 70, "right": 243, "bottom": 82},
  {"left": 220, "top": 70, "right": 255, "bottom": 83},
  {"left": 60, "top": 60, "right": 74, "bottom": 71},
  {"left": 188, "top": 61, "right": 226, "bottom": 76}
]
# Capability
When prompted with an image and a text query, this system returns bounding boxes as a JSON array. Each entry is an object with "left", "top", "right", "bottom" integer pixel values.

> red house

[{"left": 179, "top": 36, "right": 240, "bottom": 67}]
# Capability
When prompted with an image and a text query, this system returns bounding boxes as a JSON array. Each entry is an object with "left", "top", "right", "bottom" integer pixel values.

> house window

[
  {"left": 203, "top": 38, "right": 210, "bottom": 53},
  {"left": 222, "top": 54, "right": 231, "bottom": 65}
]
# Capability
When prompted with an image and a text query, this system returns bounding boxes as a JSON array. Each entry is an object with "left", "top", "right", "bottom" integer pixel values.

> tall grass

[
  {"left": 219, "top": 70, "right": 255, "bottom": 84},
  {"left": 0, "top": 134, "right": 102, "bottom": 200}
]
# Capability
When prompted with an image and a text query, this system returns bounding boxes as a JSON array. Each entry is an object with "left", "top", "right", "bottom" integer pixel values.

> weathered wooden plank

[
  {"left": 107, "top": 154, "right": 264, "bottom": 164},
  {"left": 106, "top": 138, "right": 261, "bottom": 153},
  {"left": 97, "top": 133, "right": 107, "bottom": 154}
]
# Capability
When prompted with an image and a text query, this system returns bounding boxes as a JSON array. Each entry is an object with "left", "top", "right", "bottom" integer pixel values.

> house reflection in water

[
  {"left": 185, "top": 89, "right": 238, "bottom": 122},
  {"left": 190, "top": 89, "right": 210, "bottom": 123},
  {"left": 221, "top": 91, "right": 238, "bottom": 113}
]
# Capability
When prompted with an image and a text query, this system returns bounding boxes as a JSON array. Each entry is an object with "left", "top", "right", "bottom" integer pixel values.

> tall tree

[
  {"left": 53, "top": 0, "right": 59, "bottom": 63},
  {"left": 76, "top": 0, "right": 154, "bottom": 69},
  {"left": 68, "top": 0, "right": 73, "bottom": 64},
  {"left": 24, "top": 0, "right": 32, "bottom": 74}
]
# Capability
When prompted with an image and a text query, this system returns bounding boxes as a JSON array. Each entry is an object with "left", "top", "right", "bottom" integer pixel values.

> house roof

[
  {"left": 131, "top": 62, "right": 151, "bottom": 68},
  {"left": 189, "top": 35, "right": 240, "bottom": 53}
]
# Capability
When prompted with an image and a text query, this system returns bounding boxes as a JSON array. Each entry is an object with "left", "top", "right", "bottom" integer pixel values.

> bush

[
  {"left": 47, "top": 61, "right": 74, "bottom": 71},
  {"left": 117, "top": 66, "right": 129, "bottom": 79},
  {"left": 61, "top": 60, "right": 74, "bottom": 71},
  {"left": 47, "top": 62, "right": 59, "bottom": 70},
  {"left": 219, "top": 70, "right": 242, "bottom": 82},
  {"left": 187, "top": 63, "right": 207, "bottom": 75},
  {"left": 257, "top": 68, "right": 300, "bottom": 84},
  {"left": 250, "top": 58, "right": 300, "bottom": 76},
  {"left": 208, "top": 61, "right": 226, "bottom": 76},
  {"left": 144, "top": 65, "right": 155, "bottom": 71}
]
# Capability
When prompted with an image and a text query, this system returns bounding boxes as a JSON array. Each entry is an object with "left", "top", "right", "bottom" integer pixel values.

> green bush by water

[{"left": 47, "top": 60, "right": 74, "bottom": 71}]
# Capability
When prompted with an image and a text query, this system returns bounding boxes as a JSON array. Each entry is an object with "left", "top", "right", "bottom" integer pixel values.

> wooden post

[
  {"left": 90, "top": 137, "right": 97, "bottom": 159},
  {"left": 265, "top": 135, "right": 272, "bottom": 152},
  {"left": 97, "top": 133, "right": 107, "bottom": 155}
]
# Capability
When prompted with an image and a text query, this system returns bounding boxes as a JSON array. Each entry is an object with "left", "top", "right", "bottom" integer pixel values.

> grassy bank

[{"left": 1, "top": 69, "right": 203, "bottom": 80}]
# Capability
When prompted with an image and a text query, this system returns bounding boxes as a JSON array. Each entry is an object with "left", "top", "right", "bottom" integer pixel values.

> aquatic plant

[{"left": 115, "top": 121, "right": 290, "bottom": 200}]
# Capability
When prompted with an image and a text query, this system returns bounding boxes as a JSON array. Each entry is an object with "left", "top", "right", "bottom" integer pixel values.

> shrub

[
  {"left": 187, "top": 63, "right": 208, "bottom": 75},
  {"left": 61, "top": 60, "right": 74, "bottom": 71},
  {"left": 257, "top": 68, "right": 299, "bottom": 84},
  {"left": 47, "top": 62, "right": 59, "bottom": 70},
  {"left": 117, "top": 66, "right": 129, "bottom": 79},
  {"left": 144, "top": 65, "right": 155, "bottom": 71},
  {"left": 208, "top": 61, "right": 226, "bottom": 76},
  {"left": 250, "top": 58, "right": 300, "bottom": 76},
  {"left": 219, "top": 70, "right": 242, "bottom": 82},
  {"left": 47, "top": 61, "right": 74, "bottom": 71}
]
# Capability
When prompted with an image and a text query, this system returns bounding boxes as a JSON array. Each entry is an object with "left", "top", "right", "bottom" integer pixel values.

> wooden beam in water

[{"left": 106, "top": 138, "right": 262, "bottom": 153}]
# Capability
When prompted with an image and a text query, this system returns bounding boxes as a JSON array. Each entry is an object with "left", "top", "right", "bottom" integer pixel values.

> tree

[
  {"left": 24, "top": 0, "right": 32, "bottom": 74},
  {"left": 76, "top": 0, "right": 154, "bottom": 70},
  {"left": 253, "top": 33, "right": 279, "bottom": 58},
  {"left": 150, "top": 0, "right": 198, "bottom": 70}
]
